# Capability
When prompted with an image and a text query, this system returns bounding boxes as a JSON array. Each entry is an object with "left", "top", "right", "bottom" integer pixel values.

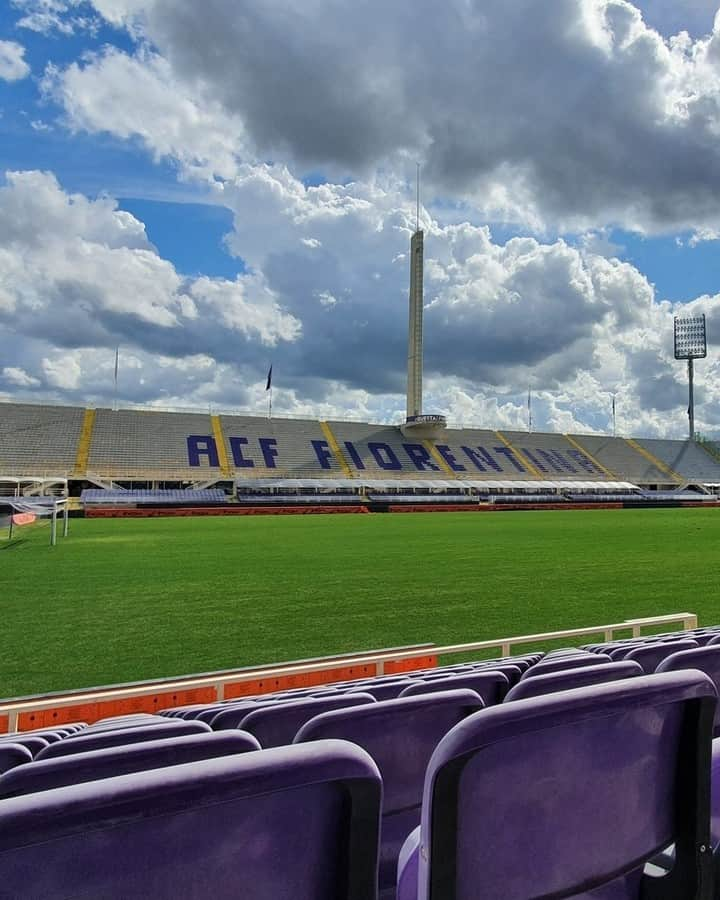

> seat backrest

[
  {"left": 399, "top": 672, "right": 508, "bottom": 706},
  {"left": 295, "top": 689, "right": 483, "bottom": 893},
  {"left": 0, "top": 728, "right": 69, "bottom": 743},
  {"left": 88, "top": 714, "right": 166, "bottom": 728},
  {"left": 520, "top": 653, "right": 612, "bottom": 679},
  {"left": 35, "top": 721, "right": 211, "bottom": 760},
  {"left": 0, "top": 731, "right": 261, "bottom": 798},
  {"left": 210, "top": 701, "right": 267, "bottom": 731},
  {"left": 239, "top": 694, "right": 377, "bottom": 748},
  {"left": 0, "top": 744, "right": 33, "bottom": 776},
  {"left": 0, "top": 740, "right": 381, "bottom": 900},
  {"left": 0, "top": 735, "right": 48, "bottom": 757},
  {"left": 625, "top": 639, "right": 699, "bottom": 674},
  {"left": 708, "top": 634, "right": 720, "bottom": 647},
  {"left": 504, "top": 661, "right": 644, "bottom": 702},
  {"left": 346, "top": 679, "right": 416, "bottom": 701},
  {"left": 82, "top": 716, "right": 174, "bottom": 734},
  {"left": 411, "top": 672, "right": 716, "bottom": 900},
  {"left": 656, "top": 646, "right": 720, "bottom": 735}
]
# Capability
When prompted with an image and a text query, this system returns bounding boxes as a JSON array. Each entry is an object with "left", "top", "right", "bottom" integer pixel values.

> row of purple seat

[
  {"left": 2, "top": 634, "right": 720, "bottom": 896},
  {"left": 6, "top": 643, "right": 720, "bottom": 895},
  {"left": 0, "top": 670, "right": 714, "bottom": 898}
]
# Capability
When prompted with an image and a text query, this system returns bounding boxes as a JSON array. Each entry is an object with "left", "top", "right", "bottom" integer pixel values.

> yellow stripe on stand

[
  {"left": 424, "top": 440, "right": 456, "bottom": 478},
  {"left": 74, "top": 408, "right": 96, "bottom": 474},
  {"left": 211, "top": 415, "right": 231, "bottom": 477},
  {"left": 494, "top": 431, "right": 542, "bottom": 477},
  {"left": 625, "top": 438, "right": 682, "bottom": 484},
  {"left": 563, "top": 434, "right": 616, "bottom": 479},
  {"left": 319, "top": 422, "right": 353, "bottom": 477}
]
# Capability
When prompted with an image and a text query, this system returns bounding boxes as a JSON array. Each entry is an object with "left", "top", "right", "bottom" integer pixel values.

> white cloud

[
  {"left": 0, "top": 170, "right": 301, "bottom": 406},
  {"left": 42, "top": 47, "right": 246, "bottom": 180},
  {"left": 43, "top": 0, "right": 720, "bottom": 234},
  {"left": 1, "top": 366, "right": 40, "bottom": 387},
  {"left": 11, "top": 0, "right": 100, "bottom": 35},
  {"left": 0, "top": 40, "right": 30, "bottom": 82}
]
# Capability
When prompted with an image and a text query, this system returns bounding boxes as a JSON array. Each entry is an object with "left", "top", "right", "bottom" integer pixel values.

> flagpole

[
  {"left": 266, "top": 363, "right": 273, "bottom": 419},
  {"left": 612, "top": 393, "right": 616, "bottom": 438}
]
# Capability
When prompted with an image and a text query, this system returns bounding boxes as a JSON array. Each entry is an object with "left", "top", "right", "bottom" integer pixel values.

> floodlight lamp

[{"left": 674, "top": 315, "right": 707, "bottom": 360}]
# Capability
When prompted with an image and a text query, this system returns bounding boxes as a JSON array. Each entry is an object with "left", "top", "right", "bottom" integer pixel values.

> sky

[{"left": 2, "top": 1, "right": 720, "bottom": 438}]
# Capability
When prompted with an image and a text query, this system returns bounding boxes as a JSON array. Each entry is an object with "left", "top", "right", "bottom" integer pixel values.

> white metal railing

[{"left": 0, "top": 612, "right": 698, "bottom": 732}]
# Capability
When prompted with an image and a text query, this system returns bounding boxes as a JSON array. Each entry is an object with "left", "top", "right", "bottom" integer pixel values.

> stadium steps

[
  {"left": 624, "top": 438, "right": 682, "bottom": 485},
  {"left": 0, "top": 402, "right": 84, "bottom": 476},
  {"left": 563, "top": 434, "right": 616, "bottom": 478},
  {"left": 499, "top": 430, "right": 609, "bottom": 480},
  {"left": 327, "top": 421, "right": 448, "bottom": 478},
  {"left": 88, "top": 408, "right": 220, "bottom": 480},
  {"left": 319, "top": 422, "right": 353, "bottom": 477},
  {"left": 566, "top": 434, "right": 672, "bottom": 485},
  {"left": 635, "top": 438, "right": 720, "bottom": 484},
  {"left": 221, "top": 415, "right": 344, "bottom": 478},
  {"left": 494, "top": 431, "right": 542, "bottom": 477},
  {"left": 210, "top": 415, "right": 231, "bottom": 477},
  {"left": 73, "top": 409, "right": 96, "bottom": 476},
  {"left": 424, "top": 440, "right": 457, "bottom": 477}
]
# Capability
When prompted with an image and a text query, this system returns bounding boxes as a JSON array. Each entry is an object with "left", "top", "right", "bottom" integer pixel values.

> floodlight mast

[{"left": 673, "top": 315, "right": 707, "bottom": 440}]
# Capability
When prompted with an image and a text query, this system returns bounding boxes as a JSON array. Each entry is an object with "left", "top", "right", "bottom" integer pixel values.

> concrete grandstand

[{"left": 2, "top": 400, "right": 720, "bottom": 502}]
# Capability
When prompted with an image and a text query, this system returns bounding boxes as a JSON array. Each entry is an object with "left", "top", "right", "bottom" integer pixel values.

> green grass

[{"left": 2, "top": 509, "right": 720, "bottom": 697}]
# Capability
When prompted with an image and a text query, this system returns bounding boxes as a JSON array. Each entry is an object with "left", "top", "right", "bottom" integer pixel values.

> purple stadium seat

[
  {"left": 238, "top": 693, "right": 377, "bottom": 748},
  {"left": 195, "top": 704, "right": 252, "bottom": 724},
  {"left": 468, "top": 662, "right": 523, "bottom": 685},
  {"left": 0, "top": 741, "right": 382, "bottom": 899},
  {"left": 708, "top": 634, "right": 720, "bottom": 647},
  {"left": 0, "top": 735, "right": 48, "bottom": 757},
  {"left": 89, "top": 714, "right": 166, "bottom": 727},
  {"left": 0, "top": 731, "right": 261, "bottom": 798},
  {"left": 520, "top": 653, "right": 612, "bottom": 679},
  {"left": 346, "top": 679, "right": 416, "bottom": 701},
  {"left": 210, "top": 701, "right": 267, "bottom": 730},
  {"left": 83, "top": 715, "right": 172, "bottom": 733},
  {"left": 35, "top": 720, "right": 211, "bottom": 760},
  {"left": 624, "top": 639, "right": 699, "bottom": 674},
  {"left": 399, "top": 671, "right": 509, "bottom": 705},
  {"left": 0, "top": 744, "right": 32, "bottom": 775},
  {"left": 0, "top": 729, "right": 66, "bottom": 744},
  {"left": 710, "top": 741, "right": 720, "bottom": 852},
  {"left": 656, "top": 646, "right": 720, "bottom": 736},
  {"left": 295, "top": 689, "right": 483, "bottom": 899},
  {"left": 504, "top": 661, "right": 644, "bottom": 702},
  {"left": 397, "top": 672, "right": 716, "bottom": 900}
]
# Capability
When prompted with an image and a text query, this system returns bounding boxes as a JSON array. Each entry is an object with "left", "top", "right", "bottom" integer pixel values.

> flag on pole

[
  {"left": 612, "top": 395, "right": 615, "bottom": 417},
  {"left": 114, "top": 346, "right": 119, "bottom": 385},
  {"left": 266, "top": 365, "right": 273, "bottom": 391}
]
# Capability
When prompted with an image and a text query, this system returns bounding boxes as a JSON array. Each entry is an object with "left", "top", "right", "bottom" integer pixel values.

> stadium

[
  {"left": 2, "top": 193, "right": 720, "bottom": 899},
  {"left": 5, "top": 3, "right": 720, "bottom": 897}
]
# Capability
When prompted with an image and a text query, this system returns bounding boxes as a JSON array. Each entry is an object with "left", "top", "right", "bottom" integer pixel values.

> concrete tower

[
  {"left": 401, "top": 167, "right": 446, "bottom": 438},
  {"left": 406, "top": 227, "right": 424, "bottom": 421}
]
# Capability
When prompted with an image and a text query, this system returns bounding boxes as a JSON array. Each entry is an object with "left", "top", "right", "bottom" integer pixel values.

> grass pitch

[{"left": 2, "top": 508, "right": 719, "bottom": 697}]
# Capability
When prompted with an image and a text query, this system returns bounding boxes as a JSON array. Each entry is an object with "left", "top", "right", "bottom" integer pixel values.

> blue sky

[{"left": 2, "top": 0, "right": 720, "bottom": 438}]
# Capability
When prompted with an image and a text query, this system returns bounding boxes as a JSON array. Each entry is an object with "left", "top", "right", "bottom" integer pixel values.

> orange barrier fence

[{"left": 0, "top": 645, "right": 437, "bottom": 732}]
